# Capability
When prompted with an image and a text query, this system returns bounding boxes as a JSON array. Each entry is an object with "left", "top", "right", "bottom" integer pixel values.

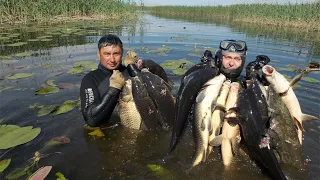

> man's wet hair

[{"left": 98, "top": 34, "right": 123, "bottom": 52}]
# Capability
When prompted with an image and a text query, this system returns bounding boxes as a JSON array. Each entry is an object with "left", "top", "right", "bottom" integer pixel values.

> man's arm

[{"left": 80, "top": 74, "right": 121, "bottom": 127}]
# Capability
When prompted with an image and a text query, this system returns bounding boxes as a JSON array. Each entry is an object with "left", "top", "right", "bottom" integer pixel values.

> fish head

[
  {"left": 121, "top": 79, "right": 133, "bottom": 102},
  {"left": 262, "top": 65, "right": 290, "bottom": 93},
  {"left": 124, "top": 51, "right": 139, "bottom": 64},
  {"left": 137, "top": 59, "right": 144, "bottom": 69},
  {"left": 262, "top": 65, "right": 276, "bottom": 83}
]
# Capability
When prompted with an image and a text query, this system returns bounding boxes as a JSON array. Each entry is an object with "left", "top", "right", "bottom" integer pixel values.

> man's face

[
  {"left": 97, "top": 45, "right": 123, "bottom": 70},
  {"left": 222, "top": 53, "right": 242, "bottom": 70}
]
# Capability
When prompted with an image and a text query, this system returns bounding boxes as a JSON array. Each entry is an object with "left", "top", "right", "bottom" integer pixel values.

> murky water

[{"left": 0, "top": 14, "right": 319, "bottom": 180}]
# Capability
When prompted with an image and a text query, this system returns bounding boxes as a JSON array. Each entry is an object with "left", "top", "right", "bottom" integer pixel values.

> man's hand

[
  {"left": 123, "top": 51, "right": 139, "bottom": 67},
  {"left": 110, "top": 70, "right": 125, "bottom": 90}
]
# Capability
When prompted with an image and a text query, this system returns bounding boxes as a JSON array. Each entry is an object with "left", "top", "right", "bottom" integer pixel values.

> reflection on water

[{"left": 0, "top": 14, "right": 319, "bottom": 180}]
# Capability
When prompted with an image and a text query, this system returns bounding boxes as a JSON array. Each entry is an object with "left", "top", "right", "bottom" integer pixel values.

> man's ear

[{"left": 97, "top": 49, "right": 100, "bottom": 59}]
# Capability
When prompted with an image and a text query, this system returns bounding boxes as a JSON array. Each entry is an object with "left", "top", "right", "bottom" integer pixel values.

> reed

[
  {"left": 0, "top": 0, "right": 138, "bottom": 24},
  {"left": 146, "top": 2, "right": 320, "bottom": 30}
]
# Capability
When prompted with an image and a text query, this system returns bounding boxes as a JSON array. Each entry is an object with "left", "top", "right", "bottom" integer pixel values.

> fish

[
  {"left": 182, "top": 60, "right": 216, "bottom": 81},
  {"left": 262, "top": 65, "right": 318, "bottom": 144},
  {"left": 211, "top": 82, "right": 241, "bottom": 167},
  {"left": 131, "top": 76, "right": 163, "bottom": 131},
  {"left": 191, "top": 74, "right": 226, "bottom": 168},
  {"left": 168, "top": 67, "right": 220, "bottom": 154},
  {"left": 119, "top": 79, "right": 142, "bottom": 130},
  {"left": 137, "top": 59, "right": 170, "bottom": 84},
  {"left": 207, "top": 80, "right": 231, "bottom": 155},
  {"left": 229, "top": 80, "right": 287, "bottom": 180},
  {"left": 267, "top": 85, "right": 308, "bottom": 178},
  {"left": 140, "top": 68, "right": 175, "bottom": 128}
]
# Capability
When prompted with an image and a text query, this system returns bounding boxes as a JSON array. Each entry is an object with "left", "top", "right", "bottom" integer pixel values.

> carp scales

[
  {"left": 191, "top": 74, "right": 226, "bottom": 168},
  {"left": 119, "top": 79, "right": 142, "bottom": 130},
  {"left": 262, "top": 65, "right": 318, "bottom": 144}
]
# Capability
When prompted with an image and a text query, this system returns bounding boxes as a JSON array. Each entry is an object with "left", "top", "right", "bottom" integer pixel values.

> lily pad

[
  {"left": 0, "top": 119, "right": 3, "bottom": 123},
  {"left": 5, "top": 166, "right": 30, "bottom": 180},
  {"left": 5, "top": 73, "right": 35, "bottom": 80},
  {"left": 7, "top": 42, "right": 27, "bottom": 47},
  {"left": 12, "top": 65, "right": 26, "bottom": 69},
  {"left": 0, "top": 158, "right": 11, "bottom": 173},
  {"left": 37, "top": 105, "right": 58, "bottom": 117},
  {"left": 0, "top": 86, "right": 13, "bottom": 93},
  {"left": 172, "top": 68, "right": 186, "bottom": 75},
  {"left": 54, "top": 100, "right": 75, "bottom": 115},
  {"left": 302, "top": 76, "right": 319, "bottom": 83},
  {"left": 160, "top": 58, "right": 194, "bottom": 70},
  {"left": 147, "top": 164, "right": 171, "bottom": 178},
  {"left": 48, "top": 71, "right": 63, "bottom": 77},
  {"left": 46, "top": 80, "right": 57, "bottom": 87},
  {"left": 40, "top": 38, "right": 53, "bottom": 42},
  {"left": 1, "top": 60, "right": 19, "bottom": 64},
  {"left": 44, "top": 136, "right": 71, "bottom": 147},
  {"left": 58, "top": 83, "right": 74, "bottom": 89},
  {"left": 0, "top": 124, "right": 41, "bottom": 149},
  {"left": 28, "top": 166, "right": 52, "bottom": 180},
  {"left": 75, "top": 61, "right": 97, "bottom": 71},
  {"left": 15, "top": 52, "right": 33, "bottom": 57},
  {"left": 35, "top": 86, "right": 59, "bottom": 95},
  {"left": 28, "top": 39, "right": 41, "bottom": 42},
  {"left": 0, "top": 56, "right": 12, "bottom": 59},
  {"left": 56, "top": 172, "right": 67, "bottom": 180},
  {"left": 41, "top": 64, "right": 52, "bottom": 69},
  {"left": 276, "top": 67, "right": 293, "bottom": 72},
  {"left": 67, "top": 65, "right": 84, "bottom": 74},
  {"left": 188, "top": 52, "right": 201, "bottom": 57}
]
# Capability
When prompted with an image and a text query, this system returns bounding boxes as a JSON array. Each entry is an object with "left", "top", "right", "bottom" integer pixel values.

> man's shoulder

[{"left": 81, "top": 69, "right": 104, "bottom": 82}]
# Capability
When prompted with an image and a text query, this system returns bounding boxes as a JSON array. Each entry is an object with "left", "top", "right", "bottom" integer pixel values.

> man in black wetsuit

[{"left": 80, "top": 34, "right": 140, "bottom": 127}]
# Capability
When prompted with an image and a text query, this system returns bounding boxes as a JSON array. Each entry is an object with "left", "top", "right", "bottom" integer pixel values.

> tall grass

[
  {"left": 0, "top": 0, "right": 138, "bottom": 24},
  {"left": 146, "top": 2, "right": 320, "bottom": 30}
]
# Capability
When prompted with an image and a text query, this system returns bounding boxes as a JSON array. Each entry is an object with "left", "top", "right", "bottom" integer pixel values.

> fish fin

[
  {"left": 209, "top": 135, "right": 223, "bottom": 146},
  {"left": 301, "top": 113, "right": 318, "bottom": 121},
  {"left": 211, "top": 101, "right": 226, "bottom": 112},
  {"left": 293, "top": 117, "right": 304, "bottom": 131},
  {"left": 228, "top": 107, "right": 238, "bottom": 113},
  {"left": 202, "top": 149, "right": 207, "bottom": 163},
  {"left": 195, "top": 90, "right": 206, "bottom": 103},
  {"left": 289, "top": 73, "right": 303, "bottom": 87},
  {"left": 201, "top": 117, "right": 207, "bottom": 131},
  {"left": 225, "top": 117, "right": 239, "bottom": 127}
]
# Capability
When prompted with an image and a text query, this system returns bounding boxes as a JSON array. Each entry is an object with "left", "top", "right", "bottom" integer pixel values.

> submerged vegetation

[
  {"left": 0, "top": 0, "right": 138, "bottom": 24},
  {"left": 147, "top": 2, "right": 320, "bottom": 30}
]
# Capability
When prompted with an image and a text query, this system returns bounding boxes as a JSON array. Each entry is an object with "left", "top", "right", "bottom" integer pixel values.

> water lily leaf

[
  {"left": 160, "top": 58, "right": 194, "bottom": 70},
  {"left": 67, "top": 65, "right": 84, "bottom": 74},
  {"left": 46, "top": 80, "right": 57, "bottom": 87},
  {"left": 44, "top": 136, "right": 71, "bottom": 147},
  {"left": 54, "top": 100, "right": 75, "bottom": 115},
  {"left": 0, "top": 56, "right": 12, "bottom": 59},
  {"left": 41, "top": 64, "right": 52, "bottom": 69},
  {"left": 0, "top": 86, "right": 13, "bottom": 93},
  {"left": 28, "top": 39, "right": 40, "bottom": 42},
  {"left": 5, "top": 73, "right": 35, "bottom": 80},
  {"left": 58, "top": 83, "right": 74, "bottom": 89},
  {"left": 48, "top": 71, "right": 63, "bottom": 77},
  {"left": 7, "top": 42, "right": 27, "bottom": 47},
  {"left": 172, "top": 68, "right": 186, "bottom": 75},
  {"left": 75, "top": 61, "right": 97, "bottom": 70},
  {"left": 84, "top": 125, "right": 100, "bottom": 131},
  {"left": 302, "top": 76, "right": 319, "bottom": 83},
  {"left": 0, "top": 60, "right": 19, "bottom": 64},
  {"left": 0, "top": 158, "right": 11, "bottom": 173},
  {"left": 56, "top": 172, "right": 67, "bottom": 180},
  {"left": 188, "top": 52, "right": 201, "bottom": 57},
  {"left": 276, "top": 67, "right": 292, "bottom": 72},
  {"left": 147, "top": 164, "right": 171, "bottom": 178},
  {"left": 5, "top": 166, "right": 30, "bottom": 179},
  {"left": 40, "top": 39, "right": 53, "bottom": 42},
  {"left": 37, "top": 105, "right": 58, "bottom": 117},
  {"left": 28, "top": 166, "right": 52, "bottom": 180},
  {"left": 75, "top": 84, "right": 81, "bottom": 89},
  {"left": 15, "top": 52, "right": 32, "bottom": 57},
  {"left": 0, "top": 124, "right": 41, "bottom": 149},
  {"left": 35, "top": 86, "right": 59, "bottom": 95},
  {"left": 88, "top": 129, "right": 105, "bottom": 137},
  {"left": 0, "top": 119, "right": 3, "bottom": 123},
  {"left": 12, "top": 65, "right": 26, "bottom": 69}
]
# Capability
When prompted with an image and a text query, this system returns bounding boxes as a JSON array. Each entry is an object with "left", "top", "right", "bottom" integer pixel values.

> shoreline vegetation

[
  {"left": 146, "top": 3, "right": 320, "bottom": 31},
  {"left": 0, "top": 0, "right": 138, "bottom": 24}
]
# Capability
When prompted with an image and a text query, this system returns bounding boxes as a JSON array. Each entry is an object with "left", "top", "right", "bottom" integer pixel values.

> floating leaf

[
  {"left": 46, "top": 80, "right": 57, "bottom": 87},
  {"left": 84, "top": 125, "right": 100, "bottom": 131},
  {"left": 160, "top": 58, "right": 194, "bottom": 70},
  {"left": 15, "top": 52, "right": 32, "bottom": 57},
  {"left": 147, "top": 164, "right": 171, "bottom": 178},
  {"left": 0, "top": 86, "right": 13, "bottom": 93},
  {"left": 0, "top": 60, "right": 19, "bottom": 64},
  {"left": 7, "top": 42, "right": 27, "bottom": 47},
  {"left": 40, "top": 39, "right": 53, "bottom": 42},
  {"left": 56, "top": 172, "right": 67, "bottom": 180},
  {"left": 172, "top": 68, "right": 186, "bottom": 75},
  {"left": 58, "top": 83, "right": 74, "bottom": 89},
  {"left": 67, "top": 65, "right": 84, "bottom": 74},
  {"left": 302, "top": 76, "right": 319, "bottom": 83},
  {"left": 48, "top": 71, "right": 63, "bottom": 77},
  {"left": 29, "top": 103, "right": 41, "bottom": 109},
  {"left": 28, "top": 166, "right": 52, "bottom": 180},
  {"left": 28, "top": 39, "right": 40, "bottom": 42},
  {"left": 0, "top": 124, "right": 41, "bottom": 149},
  {"left": 0, "top": 158, "right": 11, "bottom": 173},
  {"left": 0, "top": 56, "right": 12, "bottom": 59},
  {"left": 12, "top": 65, "right": 26, "bottom": 69},
  {"left": 41, "top": 64, "right": 52, "bottom": 69},
  {"left": 88, "top": 129, "right": 105, "bottom": 137},
  {"left": 54, "top": 100, "right": 75, "bottom": 115},
  {"left": 37, "top": 105, "right": 58, "bottom": 117},
  {"left": 5, "top": 73, "right": 34, "bottom": 80},
  {"left": 276, "top": 67, "right": 292, "bottom": 72},
  {"left": 188, "top": 52, "right": 201, "bottom": 57},
  {"left": 75, "top": 61, "right": 97, "bottom": 71},
  {"left": 0, "top": 119, "right": 3, "bottom": 123},
  {"left": 35, "top": 86, "right": 59, "bottom": 95},
  {"left": 5, "top": 166, "right": 30, "bottom": 179},
  {"left": 75, "top": 84, "right": 81, "bottom": 88}
]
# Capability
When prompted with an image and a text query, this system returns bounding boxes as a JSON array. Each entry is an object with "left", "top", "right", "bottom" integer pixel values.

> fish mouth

[
  {"left": 262, "top": 65, "right": 274, "bottom": 76},
  {"left": 137, "top": 59, "right": 143, "bottom": 69}
]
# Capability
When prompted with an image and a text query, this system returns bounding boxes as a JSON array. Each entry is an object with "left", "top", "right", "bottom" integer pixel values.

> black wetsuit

[{"left": 80, "top": 63, "right": 140, "bottom": 127}]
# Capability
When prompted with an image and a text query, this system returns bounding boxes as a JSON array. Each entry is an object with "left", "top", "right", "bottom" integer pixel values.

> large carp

[
  {"left": 208, "top": 80, "right": 231, "bottom": 155},
  {"left": 119, "top": 79, "right": 142, "bottom": 130},
  {"left": 191, "top": 74, "right": 226, "bottom": 168},
  {"left": 131, "top": 76, "right": 163, "bottom": 131},
  {"left": 168, "top": 67, "right": 220, "bottom": 153},
  {"left": 267, "top": 86, "right": 308, "bottom": 178},
  {"left": 262, "top": 65, "right": 317, "bottom": 144},
  {"left": 137, "top": 59, "right": 170, "bottom": 84},
  {"left": 140, "top": 68, "right": 175, "bottom": 128},
  {"left": 231, "top": 80, "right": 286, "bottom": 180},
  {"left": 213, "top": 82, "right": 241, "bottom": 167}
]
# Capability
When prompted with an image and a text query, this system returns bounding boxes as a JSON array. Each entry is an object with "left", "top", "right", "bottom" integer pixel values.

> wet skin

[
  {"left": 97, "top": 45, "right": 123, "bottom": 70},
  {"left": 222, "top": 53, "right": 242, "bottom": 70}
]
